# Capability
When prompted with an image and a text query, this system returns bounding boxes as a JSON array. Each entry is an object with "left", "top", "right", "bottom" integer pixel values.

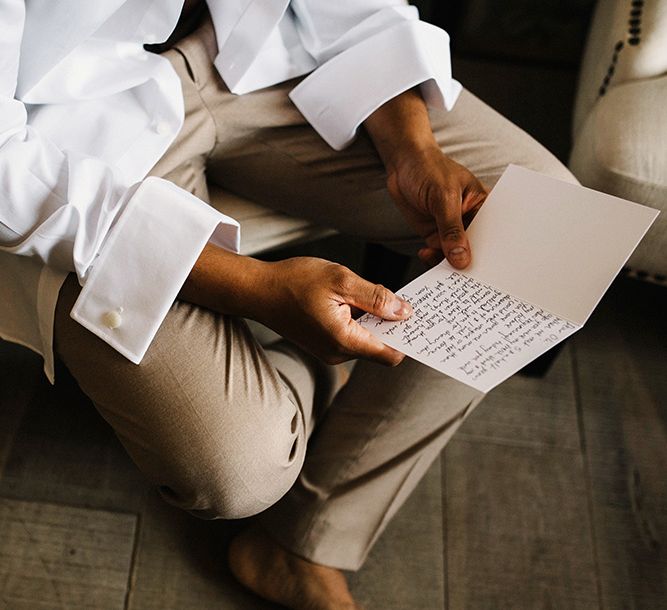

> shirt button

[
  {"left": 154, "top": 120, "right": 171, "bottom": 136},
  {"left": 102, "top": 310, "right": 123, "bottom": 330}
]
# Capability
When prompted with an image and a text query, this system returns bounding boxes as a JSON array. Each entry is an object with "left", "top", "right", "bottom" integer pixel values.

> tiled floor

[{"left": 1, "top": 276, "right": 665, "bottom": 609}]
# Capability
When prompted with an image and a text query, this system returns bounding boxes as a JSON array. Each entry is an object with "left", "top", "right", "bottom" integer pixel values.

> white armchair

[{"left": 569, "top": 0, "right": 667, "bottom": 281}]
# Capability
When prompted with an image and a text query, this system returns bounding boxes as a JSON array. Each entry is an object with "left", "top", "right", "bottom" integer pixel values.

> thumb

[
  {"left": 435, "top": 195, "right": 471, "bottom": 269},
  {"left": 341, "top": 275, "right": 412, "bottom": 321}
]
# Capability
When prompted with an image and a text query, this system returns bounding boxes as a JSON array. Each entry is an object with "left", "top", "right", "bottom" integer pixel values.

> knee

[
  {"left": 517, "top": 139, "right": 579, "bottom": 186},
  {"left": 157, "top": 396, "right": 307, "bottom": 520}
]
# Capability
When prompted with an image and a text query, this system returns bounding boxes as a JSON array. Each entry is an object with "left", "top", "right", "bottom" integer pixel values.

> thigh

[
  {"left": 54, "top": 274, "right": 315, "bottom": 519},
  {"left": 204, "top": 86, "right": 576, "bottom": 245},
  {"left": 429, "top": 89, "right": 576, "bottom": 188}
]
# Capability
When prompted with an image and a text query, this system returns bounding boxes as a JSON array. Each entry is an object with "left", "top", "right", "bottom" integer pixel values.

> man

[{"left": 0, "top": 1, "right": 574, "bottom": 608}]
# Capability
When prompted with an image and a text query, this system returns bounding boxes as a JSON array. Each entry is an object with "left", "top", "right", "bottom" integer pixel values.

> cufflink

[
  {"left": 102, "top": 307, "right": 124, "bottom": 330},
  {"left": 153, "top": 120, "right": 171, "bottom": 136}
]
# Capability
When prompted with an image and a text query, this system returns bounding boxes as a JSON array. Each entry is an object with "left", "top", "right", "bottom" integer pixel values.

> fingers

[
  {"left": 418, "top": 247, "right": 444, "bottom": 267},
  {"left": 317, "top": 266, "right": 409, "bottom": 366},
  {"left": 462, "top": 183, "right": 488, "bottom": 228},
  {"left": 339, "top": 271, "right": 412, "bottom": 321},
  {"left": 423, "top": 169, "right": 487, "bottom": 269},
  {"left": 344, "top": 320, "right": 406, "bottom": 366},
  {"left": 432, "top": 188, "right": 470, "bottom": 269}
]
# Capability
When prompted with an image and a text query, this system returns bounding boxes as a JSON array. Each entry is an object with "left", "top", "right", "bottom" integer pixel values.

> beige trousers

[{"left": 54, "top": 18, "right": 574, "bottom": 570}]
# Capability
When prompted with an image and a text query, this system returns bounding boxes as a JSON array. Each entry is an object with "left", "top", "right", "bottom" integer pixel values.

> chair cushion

[
  {"left": 207, "top": 184, "right": 335, "bottom": 256},
  {"left": 569, "top": 74, "right": 667, "bottom": 280}
]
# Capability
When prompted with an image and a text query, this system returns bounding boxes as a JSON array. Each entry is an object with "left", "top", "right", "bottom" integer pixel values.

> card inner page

[{"left": 359, "top": 269, "right": 578, "bottom": 393}]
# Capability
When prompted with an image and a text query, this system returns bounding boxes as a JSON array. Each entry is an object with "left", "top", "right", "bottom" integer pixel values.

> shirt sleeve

[
  {"left": 0, "top": 1, "right": 240, "bottom": 364},
  {"left": 289, "top": 1, "right": 461, "bottom": 150}
]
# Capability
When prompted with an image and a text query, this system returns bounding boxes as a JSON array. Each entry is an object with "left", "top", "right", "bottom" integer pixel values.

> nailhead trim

[
  {"left": 628, "top": 0, "right": 643, "bottom": 45},
  {"left": 599, "top": 41, "right": 623, "bottom": 96},
  {"left": 598, "top": 0, "right": 644, "bottom": 98}
]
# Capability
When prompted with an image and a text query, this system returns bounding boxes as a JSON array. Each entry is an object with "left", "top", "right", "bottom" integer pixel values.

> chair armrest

[{"left": 573, "top": 0, "right": 667, "bottom": 135}]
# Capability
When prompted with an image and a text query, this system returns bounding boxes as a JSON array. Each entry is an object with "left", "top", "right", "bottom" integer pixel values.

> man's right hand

[{"left": 179, "top": 245, "right": 412, "bottom": 366}]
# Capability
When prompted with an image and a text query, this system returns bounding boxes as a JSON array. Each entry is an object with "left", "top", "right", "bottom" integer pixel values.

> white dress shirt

[{"left": 0, "top": 0, "right": 460, "bottom": 381}]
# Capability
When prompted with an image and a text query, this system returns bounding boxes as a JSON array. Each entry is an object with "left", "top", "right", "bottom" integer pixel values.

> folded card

[{"left": 359, "top": 165, "right": 659, "bottom": 393}]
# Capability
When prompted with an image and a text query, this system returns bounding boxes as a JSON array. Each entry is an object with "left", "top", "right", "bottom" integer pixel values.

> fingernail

[
  {"left": 393, "top": 299, "right": 412, "bottom": 316},
  {"left": 449, "top": 246, "right": 468, "bottom": 263}
]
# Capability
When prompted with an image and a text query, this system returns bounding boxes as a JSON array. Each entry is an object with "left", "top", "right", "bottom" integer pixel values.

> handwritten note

[
  {"left": 360, "top": 271, "right": 576, "bottom": 392},
  {"left": 359, "top": 166, "right": 658, "bottom": 393}
]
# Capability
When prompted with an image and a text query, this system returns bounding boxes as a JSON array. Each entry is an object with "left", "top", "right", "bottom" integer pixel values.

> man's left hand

[
  {"left": 386, "top": 144, "right": 487, "bottom": 268},
  {"left": 364, "top": 88, "right": 487, "bottom": 269}
]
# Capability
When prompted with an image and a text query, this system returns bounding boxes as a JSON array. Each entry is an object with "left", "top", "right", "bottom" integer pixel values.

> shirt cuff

[
  {"left": 289, "top": 20, "right": 462, "bottom": 151},
  {"left": 70, "top": 177, "right": 240, "bottom": 364}
]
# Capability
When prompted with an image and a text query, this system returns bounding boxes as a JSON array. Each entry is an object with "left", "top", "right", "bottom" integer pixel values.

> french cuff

[
  {"left": 289, "top": 20, "right": 462, "bottom": 151},
  {"left": 70, "top": 177, "right": 240, "bottom": 364}
]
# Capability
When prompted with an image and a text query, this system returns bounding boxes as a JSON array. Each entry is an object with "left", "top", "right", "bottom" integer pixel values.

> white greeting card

[{"left": 359, "top": 165, "right": 658, "bottom": 393}]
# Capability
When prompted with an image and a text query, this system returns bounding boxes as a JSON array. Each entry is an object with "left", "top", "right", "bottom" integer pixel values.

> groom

[{"left": 2, "top": 2, "right": 575, "bottom": 608}]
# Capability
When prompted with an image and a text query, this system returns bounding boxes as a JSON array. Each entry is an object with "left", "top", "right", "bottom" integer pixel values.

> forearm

[
  {"left": 363, "top": 88, "right": 487, "bottom": 270},
  {"left": 363, "top": 88, "right": 437, "bottom": 172},
  {"left": 177, "top": 244, "right": 409, "bottom": 367},
  {"left": 178, "top": 243, "right": 269, "bottom": 318}
]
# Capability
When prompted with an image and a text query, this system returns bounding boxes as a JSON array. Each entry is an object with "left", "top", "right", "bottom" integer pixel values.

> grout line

[
  {"left": 569, "top": 341, "right": 605, "bottom": 610},
  {"left": 454, "top": 432, "right": 580, "bottom": 452},
  {"left": 0, "top": 493, "right": 139, "bottom": 518},
  {"left": 124, "top": 510, "right": 143, "bottom": 610}
]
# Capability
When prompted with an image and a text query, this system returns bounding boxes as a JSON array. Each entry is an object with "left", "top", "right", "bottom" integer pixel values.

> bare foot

[{"left": 228, "top": 526, "right": 363, "bottom": 610}]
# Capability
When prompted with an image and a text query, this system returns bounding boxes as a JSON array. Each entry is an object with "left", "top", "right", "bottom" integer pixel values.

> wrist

[
  {"left": 381, "top": 134, "right": 439, "bottom": 177},
  {"left": 363, "top": 88, "right": 438, "bottom": 173},
  {"left": 385, "top": 139, "right": 441, "bottom": 177},
  {"left": 180, "top": 243, "right": 271, "bottom": 318}
]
